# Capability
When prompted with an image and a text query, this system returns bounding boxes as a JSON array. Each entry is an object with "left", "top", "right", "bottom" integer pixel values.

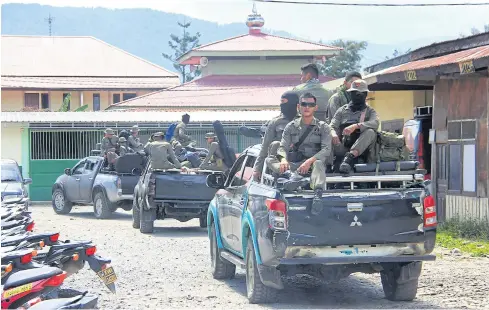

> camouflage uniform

[
  {"left": 118, "top": 137, "right": 129, "bottom": 156},
  {"left": 174, "top": 121, "right": 195, "bottom": 147},
  {"left": 148, "top": 133, "right": 182, "bottom": 170},
  {"left": 199, "top": 132, "right": 227, "bottom": 171},
  {"left": 293, "top": 79, "right": 332, "bottom": 122},
  {"left": 101, "top": 128, "right": 118, "bottom": 154},
  {"left": 326, "top": 85, "right": 350, "bottom": 123},
  {"left": 266, "top": 117, "right": 332, "bottom": 190},
  {"left": 127, "top": 125, "right": 143, "bottom": 152},
  {"left": 253, "top": 115, "right": 292, "bottom": 175}
]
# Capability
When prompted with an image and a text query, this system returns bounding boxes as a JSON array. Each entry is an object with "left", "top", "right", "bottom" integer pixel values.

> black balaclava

[
  {"left": 349, "top": 91, "right": 368, "bottom": 112},
  {"left": 280, "top": 91, "right": 299, "bottom": 121},
  {"left": 182, "top": 114, "right": 190, "bottom": 124}
]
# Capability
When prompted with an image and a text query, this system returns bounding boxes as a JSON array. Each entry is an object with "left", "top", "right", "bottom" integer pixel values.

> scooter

[{"left": 20, "top": 292, "right": 99, "bottom": 310}]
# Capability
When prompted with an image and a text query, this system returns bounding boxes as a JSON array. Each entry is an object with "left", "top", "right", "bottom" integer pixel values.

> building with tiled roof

[
  {"left": 1, "top": 35, "right": 179, "bottom": 112},
  {"left": 110, "top": 5, "right": 341, "bottom": 111}
]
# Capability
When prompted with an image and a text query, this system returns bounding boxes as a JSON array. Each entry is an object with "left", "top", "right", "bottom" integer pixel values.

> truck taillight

[
  {"left": 423, "top": 195, "right": 437, "bottom": 228},
  {"left": 266, "top": 199, "right": 287, "bottom": 230}
]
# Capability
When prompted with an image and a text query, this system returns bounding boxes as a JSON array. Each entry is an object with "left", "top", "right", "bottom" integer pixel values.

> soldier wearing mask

[
  {"left": 148, "top": 132, "right": 182, "bottom": 170},
  {"left": 101, "top": 128, "right": 118, "bottom": 154},
  {"left": 127, "top": 125, "right": 143, "bottom": 152},
  {"left": 174, "top": 113, "right": 196, "bottom": 147},
  {"left": 293, "top": 63, "right": 331, "bottom": 122},
  {"left": 253, "top": 91, "right": 299, "bottom": 181},
  {"left": 326, "top": 71, "right": 363, "bottom": 123},
  {"left": 266, "top": 92, "right": 332, "bottom": 215},
  {"left": 199, "top": 132, "right": 227, "bottom": 171},
  {"left": 330, "top": 79, "right": 379, "bottom": 174}
]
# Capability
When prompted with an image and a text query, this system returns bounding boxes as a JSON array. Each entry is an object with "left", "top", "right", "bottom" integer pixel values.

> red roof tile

[
  {"left": 383, "top": 45, "right": 489, "bottom": 74},
  {"left": 109, "top": 74, "right": 334, "bottom": 110}
]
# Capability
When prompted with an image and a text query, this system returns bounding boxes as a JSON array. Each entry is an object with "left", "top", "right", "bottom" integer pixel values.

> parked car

[
  {"left": 206, "top": 144, "right": 437, "bottom": 304},
  {"left": 1, "top": 159, "right": 32, "bottom": 202},
  {"left": 52, "top": 154, "right": 145, "bottom": 219}
]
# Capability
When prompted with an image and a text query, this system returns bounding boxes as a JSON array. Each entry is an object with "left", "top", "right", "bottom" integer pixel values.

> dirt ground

[{"left": 32, "top": 204, "right": 489, "bottom": 309}]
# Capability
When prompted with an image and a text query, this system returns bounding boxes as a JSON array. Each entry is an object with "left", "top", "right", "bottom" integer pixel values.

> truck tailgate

[
  {"left": 285, "top": 190, "right": 425, "bottom": 246},
  {"left": 121, "top": 175, "right": 140, "bottom": 195},
  {"left": 154, "top": 173, "right": 217, "bottom": 201}
]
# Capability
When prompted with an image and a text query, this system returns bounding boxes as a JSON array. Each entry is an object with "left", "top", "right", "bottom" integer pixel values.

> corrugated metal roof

[
  {"left": 1, "top": 76, "right": 179, "bottom": 90},
  {"left": 1, "top": 111, "right": 279, "bottom": 123},
  {"left": 382, "top": 45, "right": 489, "bottom": 74},
  {"left": 1, "top": 36, "right": 177, "bottom": 77}
]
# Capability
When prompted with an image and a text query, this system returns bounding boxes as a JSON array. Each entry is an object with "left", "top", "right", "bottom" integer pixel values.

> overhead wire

[{"left": 254, "top": 0, "right": 489, "bottom": 6}]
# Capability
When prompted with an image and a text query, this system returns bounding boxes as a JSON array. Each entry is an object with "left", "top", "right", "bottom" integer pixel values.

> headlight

[{"left": 2, "top": 194, "right": 23, "bottom": 201}]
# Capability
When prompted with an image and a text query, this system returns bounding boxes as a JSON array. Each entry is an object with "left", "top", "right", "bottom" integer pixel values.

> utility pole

[{"left": 44, "top": 13, "right": 55, "bottom": 36}]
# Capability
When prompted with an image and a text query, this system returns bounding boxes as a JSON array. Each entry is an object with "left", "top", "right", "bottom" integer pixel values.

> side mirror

[
  {"left": 206, "top": 173, "right": 226, "bottom": 189},
  {"left": 23, "top": 178, "right": 32, "bottom": 185},
  {"left": 64, "top": 168, "right": 71, "bottom": 176},
  {"left": 132, "top": 168, "right": 142, "bottom": 176}
]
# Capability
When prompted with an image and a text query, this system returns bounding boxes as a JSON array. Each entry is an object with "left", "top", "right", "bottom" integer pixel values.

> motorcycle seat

[{"left": 3, "top": 266, "right": 63, "bottom": 290}]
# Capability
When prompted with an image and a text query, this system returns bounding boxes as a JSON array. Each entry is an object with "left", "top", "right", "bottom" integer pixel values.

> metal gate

[{"left": 28, "top": 126, "right": 261, "bottom": 201}]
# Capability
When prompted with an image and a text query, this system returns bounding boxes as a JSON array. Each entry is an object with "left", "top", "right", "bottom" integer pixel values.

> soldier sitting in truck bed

[
  {"left": 148, "top": 132, "right": 182, "bottom": 170},
  {"left": 199, "top": 132, "right": 227, "bottom": 171},
  {"left": 330, "top": 79, "right": 379, "bottom": 174}
]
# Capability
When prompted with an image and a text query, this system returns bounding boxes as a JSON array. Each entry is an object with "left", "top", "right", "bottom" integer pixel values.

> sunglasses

[{"left": 300, "top": 101, "right": 316, "bottom": 107}]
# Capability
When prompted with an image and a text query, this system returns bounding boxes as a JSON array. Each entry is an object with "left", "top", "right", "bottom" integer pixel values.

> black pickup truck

[
  {"left": 132, "top": 161, "right": 222, "bottom": 234},
  {"left": 206, "top": 144, "right": 437, "bottom": 304}
]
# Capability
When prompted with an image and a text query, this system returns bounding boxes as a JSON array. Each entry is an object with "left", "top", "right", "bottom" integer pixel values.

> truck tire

[
  {"left": 210, "top": 224, "right": 235, "bottom": 279},
  {"left": 199, "top": 216, "right": 207, "bottom": 228},
  {"left": 246, "top": 238, "right": 277, "bottom": 304},
  {"left": 132, "top": 197, "right": 140, "bottom": 229},
  {"left": 52, "top": 188, "right": 73, "bottom": 215},
  {"left": 140, "top": 206, "right": 155, "bottom": 234},
  {"left": 93, "top": 191, "right": 113, "bottom": 219},
  {"left": 381, "top": 262, "right": 422, "bottom": 301}
]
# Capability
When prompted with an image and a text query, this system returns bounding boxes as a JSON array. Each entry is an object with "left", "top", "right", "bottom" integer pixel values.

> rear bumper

[{"left": 279, "top": 254, "right": 436, "bottom": 265}]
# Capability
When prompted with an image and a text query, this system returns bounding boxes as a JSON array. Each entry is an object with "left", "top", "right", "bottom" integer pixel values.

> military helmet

[
  {"left": 104, "top": 128, "right": 114, "bottom": 135},
  {"left": 205, "top": 132, "right": 216, "bottom": 139},
  {"left": 119, "top": 137, "right": 127, "bottom": 143},
  {"left": 131, "top": 125, "right": 139, "bottom": 133}
]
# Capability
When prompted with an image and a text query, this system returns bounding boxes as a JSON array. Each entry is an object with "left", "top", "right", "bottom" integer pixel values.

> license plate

[
  {"left": 3, "top": 283, "right": 32, "bottom": 298},
  {"left": 97, "top": 267, "right": 117, "bottom": 285}
]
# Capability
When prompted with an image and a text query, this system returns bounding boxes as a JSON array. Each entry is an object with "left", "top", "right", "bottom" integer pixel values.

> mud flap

[
  {"left": 257, "top": 264, "right": 284, "bottom": 290},
  {"left": 86, "top": 255, "right": 116, "bottom": 293}
]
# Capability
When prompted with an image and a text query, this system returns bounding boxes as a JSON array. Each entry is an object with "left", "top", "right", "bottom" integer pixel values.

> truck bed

[{"left": 153, "top": 170, "right": 218, "bottom": 202}]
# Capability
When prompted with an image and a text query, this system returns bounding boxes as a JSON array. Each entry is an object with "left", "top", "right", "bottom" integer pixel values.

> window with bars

[{"left": 447, "top": 120, "right": 477, "bottom": 195}]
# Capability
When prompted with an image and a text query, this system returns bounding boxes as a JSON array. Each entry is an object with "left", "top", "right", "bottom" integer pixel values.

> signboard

[
  {"left": 459, "top": 60, "right": 475, "bottom": 75},
  {"left": 405, "top": 70, "right": 417, "bottom": 81}
]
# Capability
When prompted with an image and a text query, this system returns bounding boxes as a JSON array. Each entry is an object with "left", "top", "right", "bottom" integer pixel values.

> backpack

[
  {"left": 165, "top": 123, "right": 177, "bottom": 142},
  {"left": 371, "top": 131, "right": 407, "bottom": 162},
  {"left": 119, "top": 130, "right": 130, "bottom": 140}
]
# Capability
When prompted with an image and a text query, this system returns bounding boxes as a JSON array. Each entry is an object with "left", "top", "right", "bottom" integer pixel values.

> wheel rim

[
  {"left": 54, "top": 192, "right": 64, "bottom": 210},
  {"left": 95, "top": 197, "right": 103, "bottom": 216},
  {"left": 210, "top": 230, "right": 217, "bottom": 269},
  {"left": 246, "top": 249, "right": 255, "bottom": 296}
]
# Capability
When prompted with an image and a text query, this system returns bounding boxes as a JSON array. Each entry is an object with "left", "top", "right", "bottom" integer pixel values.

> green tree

[
  {"left": 320, "top": 39, "right": 367, "bottom": 78},
  {"left": 162, "top": 21, "right": 201, "bottom": 83},
  {"left": 57, "top": 93, "right": 88, "bottom": 112}
]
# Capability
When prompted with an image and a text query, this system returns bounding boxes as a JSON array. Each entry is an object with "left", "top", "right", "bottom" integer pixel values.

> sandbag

[
  {"left": 354, "top": 161, "right": 419, "bottom": 173},
  {"left": 114, "top": 153, "right": 146, "bottom": 174},
  {"left": 213, "top": 120, "right": 236, "bottom": 169}
]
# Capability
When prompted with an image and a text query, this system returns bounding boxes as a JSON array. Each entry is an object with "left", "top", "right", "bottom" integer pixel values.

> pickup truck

[
  {"left": 206, "top": 144, "right": 437, "bottom": 304},
  {"left": 1, "top": 159, "right": 32, "bottom": 205},
  {"left": 52, "top": 154, "right": 145, "bottom": 219},
  {"left": 132, "top": 161, "right": 222, "bottom": 234}
]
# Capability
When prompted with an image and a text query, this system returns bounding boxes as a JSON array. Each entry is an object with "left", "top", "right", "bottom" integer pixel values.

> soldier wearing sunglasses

[{"left": 266, "top": 92, "right": 332, "bottom": 215}]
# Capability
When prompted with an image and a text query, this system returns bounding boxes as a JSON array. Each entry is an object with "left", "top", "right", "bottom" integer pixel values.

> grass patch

[{"left": 437, "top": 217, "right": 489, "bottom": 257}]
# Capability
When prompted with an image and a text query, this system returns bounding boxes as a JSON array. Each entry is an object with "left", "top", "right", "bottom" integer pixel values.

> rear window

[{"left": 1, "top": 163, "right": 22, "bottom": 182}]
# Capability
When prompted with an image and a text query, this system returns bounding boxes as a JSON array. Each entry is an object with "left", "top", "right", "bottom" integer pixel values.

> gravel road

[{"left": 32, "top": 204, "right": 489, "bottom": 309}]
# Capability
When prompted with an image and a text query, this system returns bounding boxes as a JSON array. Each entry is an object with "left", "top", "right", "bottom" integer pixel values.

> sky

[{"left": 1, "top": 0, "right": 489, "bottom": 44}]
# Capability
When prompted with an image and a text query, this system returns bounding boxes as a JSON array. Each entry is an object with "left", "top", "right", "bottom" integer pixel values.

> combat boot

[
  {"left": 311, "top": 188, "right": 323, "bottom": 215},
  {"left": 339, "top": 152, "right": 355, "bottom": 175}
]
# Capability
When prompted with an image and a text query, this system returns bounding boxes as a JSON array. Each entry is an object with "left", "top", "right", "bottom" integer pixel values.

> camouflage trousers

[
  {"left": 199, "top": 142, "right": 227, "bottom": 171},
  {"left": 334, "top": 128, "right": 377, "bottom": 158}
]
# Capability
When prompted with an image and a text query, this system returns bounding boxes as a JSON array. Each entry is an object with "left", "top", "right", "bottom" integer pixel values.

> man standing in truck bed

[
  {"left": 266, "top": 92, "right": 332, "bottom": 215},
  {"left": 293, "top": 63, "right": 331, "bottom": 122},
  {"left": 174, "top": 113, "right": 196, "bottom": 147},
  {"left": 326, "top": 71, "right": 363, "bottom": 123},
  {"left": 330, "top": 79, "right": 379, "bottom": 174}
]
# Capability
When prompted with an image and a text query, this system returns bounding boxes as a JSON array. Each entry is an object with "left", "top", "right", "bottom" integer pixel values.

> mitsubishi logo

[{"left": 350, "top": 215, "right": 362, "bottom": 227}]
